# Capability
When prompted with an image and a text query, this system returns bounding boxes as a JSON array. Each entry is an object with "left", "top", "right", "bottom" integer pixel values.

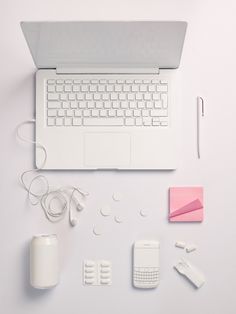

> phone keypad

[{"left": 133, "top": 267, "right": 159, "bottom": 286}]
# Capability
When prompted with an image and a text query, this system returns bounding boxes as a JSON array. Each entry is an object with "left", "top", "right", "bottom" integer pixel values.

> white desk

[{"left": 1, "top": 1, "right": 236, "bottom": 313}]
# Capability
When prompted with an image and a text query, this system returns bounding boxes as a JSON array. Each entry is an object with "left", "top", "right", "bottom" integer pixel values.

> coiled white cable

[{"left": 16, "top": 120, "right": 89, "bottom": 226}]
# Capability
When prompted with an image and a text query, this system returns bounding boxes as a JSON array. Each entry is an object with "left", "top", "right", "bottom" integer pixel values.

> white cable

[{"left": 16, "top": 120, "right": 89, "bottom": 225}]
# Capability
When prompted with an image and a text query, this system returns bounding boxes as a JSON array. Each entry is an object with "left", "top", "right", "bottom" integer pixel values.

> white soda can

[{"left": 30, "top": 234, "right": 59, "bottom": 289}]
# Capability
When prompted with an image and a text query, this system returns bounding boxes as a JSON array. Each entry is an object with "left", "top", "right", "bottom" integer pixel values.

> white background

[{"left": 1, "top": 0, "right": 236, "bottom": 313}]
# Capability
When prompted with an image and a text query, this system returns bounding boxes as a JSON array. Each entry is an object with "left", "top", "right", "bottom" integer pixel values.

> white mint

[
  {"left": 140, "top": 209, "right": 149, "bottom": 217},
  {"left": 175, "top": 241, "right": 186, "bottom": 249},
  {"left": 100, "top": 205, "right": 111, "bottom": 217},
  {"left": 114, "top": 215, "right": 124, "bottom": 223},
  {"left": 93, "top": 226, "right": 103, "bottom": 236},
  {"left": 186, "top": 245, "right": 197, "bottom": 253}
]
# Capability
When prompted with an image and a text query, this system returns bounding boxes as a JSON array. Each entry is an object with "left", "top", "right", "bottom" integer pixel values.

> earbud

[
  {"left": 70, "top": 217, "right": 78, "bottom": 227},
  {"left": 76, "top": 201, "right": 85, "bottom": 211},
  {"left": 69, "top": 204, "right": 79, "bottom": 227},
  {"left": 70, "top": 201, "right": 85, "bottom": 226},
  {"left": 69, "top": 208, "right": 78, "bottom": 227}
]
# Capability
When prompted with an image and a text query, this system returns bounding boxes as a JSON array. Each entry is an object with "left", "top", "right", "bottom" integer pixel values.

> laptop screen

[{"left": 21, "top": 21, "right": 187, "bottom": 69}]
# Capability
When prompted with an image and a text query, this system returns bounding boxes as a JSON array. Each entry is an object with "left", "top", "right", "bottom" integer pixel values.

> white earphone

[
  {"left": 17, "top": 120, "right": 89, "bottom": 227},
  {"left": 69, "top": 193, "right": 86, "bottom": 227}
]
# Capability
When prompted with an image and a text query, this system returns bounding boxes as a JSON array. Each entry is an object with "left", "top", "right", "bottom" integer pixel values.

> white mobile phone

[{"left": 133, "top": 240, "right": 160, "bottom": 289}]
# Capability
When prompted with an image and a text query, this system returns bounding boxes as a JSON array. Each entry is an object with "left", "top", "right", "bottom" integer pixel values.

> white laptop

[{"left": 21, "top": 21, "right": 187, "bottom": 170}]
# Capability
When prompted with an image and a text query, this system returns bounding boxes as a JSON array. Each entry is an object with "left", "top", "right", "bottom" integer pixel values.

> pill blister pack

[{"left": 83, "top": 260, "right": 112, "bottom": 286}]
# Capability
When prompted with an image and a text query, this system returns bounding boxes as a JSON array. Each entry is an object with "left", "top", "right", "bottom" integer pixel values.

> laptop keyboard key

[
  {"left": 60, "top": 93, "right": 67, "bottom": 100},
  {"left": 74, "top": 110, "right": 82, "bottom": 117},
  {"left": 64, "top": 118, "right": 72, "bottom": 126},
  {"left": 156, "top": 85, "right": 168, "bottom": 92},
  {"left": 58, "top": 109, "right": 65, "bottom": 117},
  {"left": 47, "top": 79, "right": 55, "bottom": 84},
  {"left": 48, "top": 109, "right": 57, "bottom": 117},
  {"left": 64, "top": 85, "right": 72, "bottom": 92},
  {"left": 125, "top": 118, "right": 135, "bottom": 126},
  {"left": 161, "top": 94, "right": 168, "bottom": 108},
  {"left": 73, "top": 118, "right": 82, "bottom": 126},
  {"left": 48, "top": 101, "right": 61, "bottom": 109},
  {"left": 47, "top": 118, "right": 55, "bottom": 126},
  {"left": 83, "top": 118, "right": 124, "bottom": 126},
  {"left": 47, "top": 85, "right": 55, "bottom": 92},
  {"left": 66, "top": 110, "right": 73, "bottom": 117},
  {"left": 92, "top": 109, "right": 99, "bottom": 117},
  {"left": 56, "top": 118, "right": 63, "bottom": 126},
  {"left": 62, "top": 101, "right": 70, "bottom": 109},
  {"left": 56, "top": 85, "right": 63, "bottom": 92},
  {"left": 48, "top": 94, "right": 59, "bottom": 101},
  {"left": 143, "top": 118, "right": 152, "bottom": 126},
  {"left": 100, "top": 109, "right": 107, "bottom": 117},
  {"left": 135, "top": 118, "right": 142, "bottom": 126},
  {"left": 156, "top": 109, "right": 168, "bottom": 117}
]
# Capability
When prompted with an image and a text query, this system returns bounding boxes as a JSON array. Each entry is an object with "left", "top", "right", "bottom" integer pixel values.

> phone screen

[{"left": 134, "top": 248, "right": 159, "bottom": 268}]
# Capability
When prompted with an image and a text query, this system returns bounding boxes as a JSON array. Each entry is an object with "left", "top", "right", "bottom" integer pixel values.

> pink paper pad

[{"left": 169, "top": 187, "right": 204, "bottom": 222}]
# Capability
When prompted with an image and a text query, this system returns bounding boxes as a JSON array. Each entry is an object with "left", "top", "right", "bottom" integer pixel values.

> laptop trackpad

[{"left": 84, "top": 132, "right": 131, "bottom": 168}]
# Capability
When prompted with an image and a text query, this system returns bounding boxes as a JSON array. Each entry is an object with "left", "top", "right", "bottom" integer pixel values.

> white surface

[{"left": 1, "top": 0, "right": 236, "bottom": 313}]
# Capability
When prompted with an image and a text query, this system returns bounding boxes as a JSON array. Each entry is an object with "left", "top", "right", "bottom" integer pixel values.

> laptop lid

[{"left": 21, "top": 21, "right": 187, "bottom": 70}]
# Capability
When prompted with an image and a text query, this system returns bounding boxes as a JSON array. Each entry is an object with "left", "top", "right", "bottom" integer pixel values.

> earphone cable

[{"left": 16, "top": 120, "right": 88, "bottom": 225}]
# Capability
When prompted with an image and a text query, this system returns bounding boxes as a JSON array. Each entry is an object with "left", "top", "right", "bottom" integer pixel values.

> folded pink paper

[{"left": 169, "top": 187, "right": 204, "bottom": 222}]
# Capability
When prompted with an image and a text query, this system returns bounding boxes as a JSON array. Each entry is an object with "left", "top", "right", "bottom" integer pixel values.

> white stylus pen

[{"left": 197, "top": 97, "right": 204, "bottom": 159}]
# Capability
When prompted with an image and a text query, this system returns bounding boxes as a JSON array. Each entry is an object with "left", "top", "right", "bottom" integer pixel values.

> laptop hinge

[{"left": 56, "top": 64, "right": 160, "bottom": 75}]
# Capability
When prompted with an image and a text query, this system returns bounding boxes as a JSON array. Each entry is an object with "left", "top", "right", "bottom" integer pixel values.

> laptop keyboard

[{"left": 46, "top": 78, "right": 168, "bottom": 127}]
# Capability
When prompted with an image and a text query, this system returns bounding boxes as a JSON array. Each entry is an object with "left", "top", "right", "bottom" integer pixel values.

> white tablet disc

[
  {"left": 93, "top": 226, "right": 103, "bottom": 236},
  {"left": 140, "top": 209, "right": 149, "bottom": 217},
  {"left": 114, "top": 215, "right": 124, "bottom": 223},
  {"left": 100, "top": 205, "right": 111, "bottom": 217}
]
